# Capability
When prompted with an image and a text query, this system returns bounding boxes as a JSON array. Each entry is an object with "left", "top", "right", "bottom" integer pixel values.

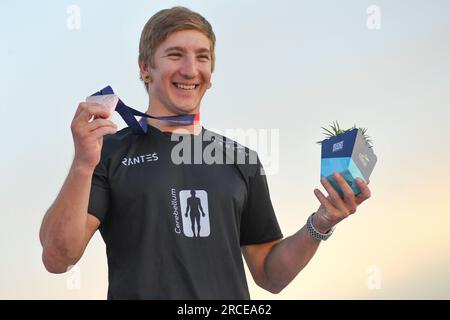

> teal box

[{"left": 320, "top": 128, "right": 377, "bottom": 197}]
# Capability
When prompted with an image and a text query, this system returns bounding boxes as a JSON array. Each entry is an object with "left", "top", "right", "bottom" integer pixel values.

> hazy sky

[{"left": 1, "top": 0, "right": 450, "bottom": 299}]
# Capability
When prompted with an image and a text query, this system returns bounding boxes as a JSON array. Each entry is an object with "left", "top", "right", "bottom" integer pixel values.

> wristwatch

[{"left": 306, "top": 213, "right": 335, "bottom": 241}]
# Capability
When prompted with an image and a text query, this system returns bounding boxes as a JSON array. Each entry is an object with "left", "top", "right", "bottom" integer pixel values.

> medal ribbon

[{"left": 88, "top": 86, "right": 199, "bottom": 135}]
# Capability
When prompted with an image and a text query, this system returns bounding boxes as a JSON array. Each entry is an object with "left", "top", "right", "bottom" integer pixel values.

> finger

[
  {"left": 314, "top": 188, "right": 335, "bottom": 213},
  {"left": 332, "top": 172, "right": 357, "bottom": 214},
  {"left": 77, "top": 104, "right": 112, "bottom": 123},
  {"left": 73, "top": 102, "right": 87, "bottom": 119},
  {"left": 320, "top": 176, "right": 347, "bottom": 212},
  {"left": 91, "top": 125, "right": 118, "bottom": 140},
  {"left": 355, "top": 178, "right": 371, "bottom": 205},
  {"left": 85, "top": 118, "right": 117, "bottom": 132}
]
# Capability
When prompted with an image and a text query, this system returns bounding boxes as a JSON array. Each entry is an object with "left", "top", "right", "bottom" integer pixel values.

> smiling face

[{"left": 141, "top": 29, "right": 212, "bottom": 116}]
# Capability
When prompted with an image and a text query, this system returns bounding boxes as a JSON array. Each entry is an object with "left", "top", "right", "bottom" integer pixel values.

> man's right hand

[{"left": 71, "top": 102, "right": 118, "bottom": 171}]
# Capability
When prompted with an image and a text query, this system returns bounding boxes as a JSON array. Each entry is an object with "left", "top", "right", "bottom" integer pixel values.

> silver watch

[{"left": 306, "top": 213, "right": 335, "bottom": 241}]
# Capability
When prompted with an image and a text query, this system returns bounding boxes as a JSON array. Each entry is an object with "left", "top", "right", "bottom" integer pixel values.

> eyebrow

[{"left": 164, "top": 46, "right": 210, "bottom": 54}]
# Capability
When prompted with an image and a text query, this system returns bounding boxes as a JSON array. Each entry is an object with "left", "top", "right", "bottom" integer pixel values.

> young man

[{"left": 39, "top": 7, "right": 371, "bottom": 299}]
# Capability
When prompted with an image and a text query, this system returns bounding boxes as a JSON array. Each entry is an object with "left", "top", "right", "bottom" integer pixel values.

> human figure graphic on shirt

[{"left": 185, "top": 190, "right": 206, "bottom": 237}]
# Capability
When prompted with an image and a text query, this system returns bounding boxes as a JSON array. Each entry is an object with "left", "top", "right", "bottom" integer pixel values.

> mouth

[{"left": 172, "top": 82, "right": 200, "bottom": 91}]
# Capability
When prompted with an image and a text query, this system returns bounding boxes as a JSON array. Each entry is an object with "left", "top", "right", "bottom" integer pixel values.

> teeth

[{"left": 175, "top": 83, "right": 197, "bottom": 90}]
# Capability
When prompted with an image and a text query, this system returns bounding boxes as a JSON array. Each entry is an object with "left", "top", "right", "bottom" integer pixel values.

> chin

[{"left": 172, "top": 103, "right": 198, "bottom": 114}]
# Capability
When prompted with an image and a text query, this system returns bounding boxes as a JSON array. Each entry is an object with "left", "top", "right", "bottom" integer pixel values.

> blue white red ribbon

[{"left": 88, "top": 86, "right": 199, "bottom": 135}]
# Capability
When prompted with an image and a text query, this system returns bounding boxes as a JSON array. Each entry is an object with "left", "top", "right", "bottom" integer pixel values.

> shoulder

[
  {"left": 203, "top": 128, "right": 261, "bottom": 176},
  {"left": 103, "top": 126, "right": 133, "bottom": 144},
  {"left": 100, "top": 127, "right": 135, "bottom": 160}
]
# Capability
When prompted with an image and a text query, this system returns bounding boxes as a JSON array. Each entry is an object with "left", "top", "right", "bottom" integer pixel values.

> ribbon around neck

[{"left": 86, "top": 86, "right": 199, "bottom": 135}]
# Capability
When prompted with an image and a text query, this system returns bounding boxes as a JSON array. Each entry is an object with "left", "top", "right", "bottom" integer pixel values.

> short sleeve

[
  {"left": 87, "top": 159, "right": 110, "bottom": 223},
  {"left": 240, "top": 158, "right": 283, "bottom": 246}
]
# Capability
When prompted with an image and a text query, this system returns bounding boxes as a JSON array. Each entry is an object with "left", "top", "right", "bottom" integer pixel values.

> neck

[
  {"left": 147, "top": 118, "right": 202, "bottom": 135},
  {"left": 145, "top": 103, "right": 201, "bottom": 135}
]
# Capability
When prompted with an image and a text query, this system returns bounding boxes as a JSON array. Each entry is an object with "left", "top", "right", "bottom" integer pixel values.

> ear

[{"left": 139, "top": 61, "right": 152, "bottom": 83}]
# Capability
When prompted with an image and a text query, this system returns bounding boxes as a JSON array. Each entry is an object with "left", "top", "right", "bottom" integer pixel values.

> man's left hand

[{"left": 313, "top": 172, "right": 371, "bottom": 233}]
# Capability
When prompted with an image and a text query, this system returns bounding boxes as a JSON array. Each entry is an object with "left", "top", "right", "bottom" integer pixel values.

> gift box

[{"left": 320, "top": 128, "right": 377, "bottom": 197}]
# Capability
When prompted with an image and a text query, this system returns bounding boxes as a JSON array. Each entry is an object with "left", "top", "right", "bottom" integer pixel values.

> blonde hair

[{"left": 138, "top": 6, "right": 216, "bottom": 86}]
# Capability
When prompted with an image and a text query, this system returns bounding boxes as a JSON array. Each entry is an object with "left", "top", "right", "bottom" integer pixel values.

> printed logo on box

[{"left": 332, "top": 141, "right": 344, "bottom": 152}]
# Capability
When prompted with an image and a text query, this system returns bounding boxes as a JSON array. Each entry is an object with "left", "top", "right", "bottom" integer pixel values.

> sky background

[{"left": 1, "top": 0, "right": 450, "bottom": 299}]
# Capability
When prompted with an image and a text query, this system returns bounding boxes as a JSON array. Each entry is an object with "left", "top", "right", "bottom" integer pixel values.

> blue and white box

[{"left": 320, "top": 128, "right": 377, "bottom": 197}]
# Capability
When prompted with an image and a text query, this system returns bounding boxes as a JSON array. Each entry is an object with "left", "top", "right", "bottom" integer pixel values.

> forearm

[
  {"left": 257, "top": 173, "right": 371, "bottom": 294},
  {"left": 264, "top": 225, "right": 321, "bottom": 293},
  {"left": 40, "top": 161, "right": 93, "bottom": 268}
]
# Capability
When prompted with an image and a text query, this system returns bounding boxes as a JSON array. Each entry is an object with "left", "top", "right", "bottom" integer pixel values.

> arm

[
  {"left": 185, "top": 201, "right": 190, "bottom": 217},
  {"left": 242, "top": 224, "right": 321, "bottom": 294},
  {"left": 39, "top": 102, "right": 117, "bottom": 273},
  {"left": 199, "top": 201, "right": 205, "bottom": 216},
  {"left": 242, "top": 172, "right": 371, "bottom": 294},
  {"left": 39, "top": 162, "right": 100, "bottom": 273}
]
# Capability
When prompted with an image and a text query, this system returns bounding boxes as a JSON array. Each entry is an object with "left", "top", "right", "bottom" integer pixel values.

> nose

[{"left": 179, "top": 54, "right": 198, "bottom": 79}]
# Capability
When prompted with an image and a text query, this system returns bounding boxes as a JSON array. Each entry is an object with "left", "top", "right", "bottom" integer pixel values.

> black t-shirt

[{"left": 88, "top": 124, "right": 283, "bottom": 299}]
